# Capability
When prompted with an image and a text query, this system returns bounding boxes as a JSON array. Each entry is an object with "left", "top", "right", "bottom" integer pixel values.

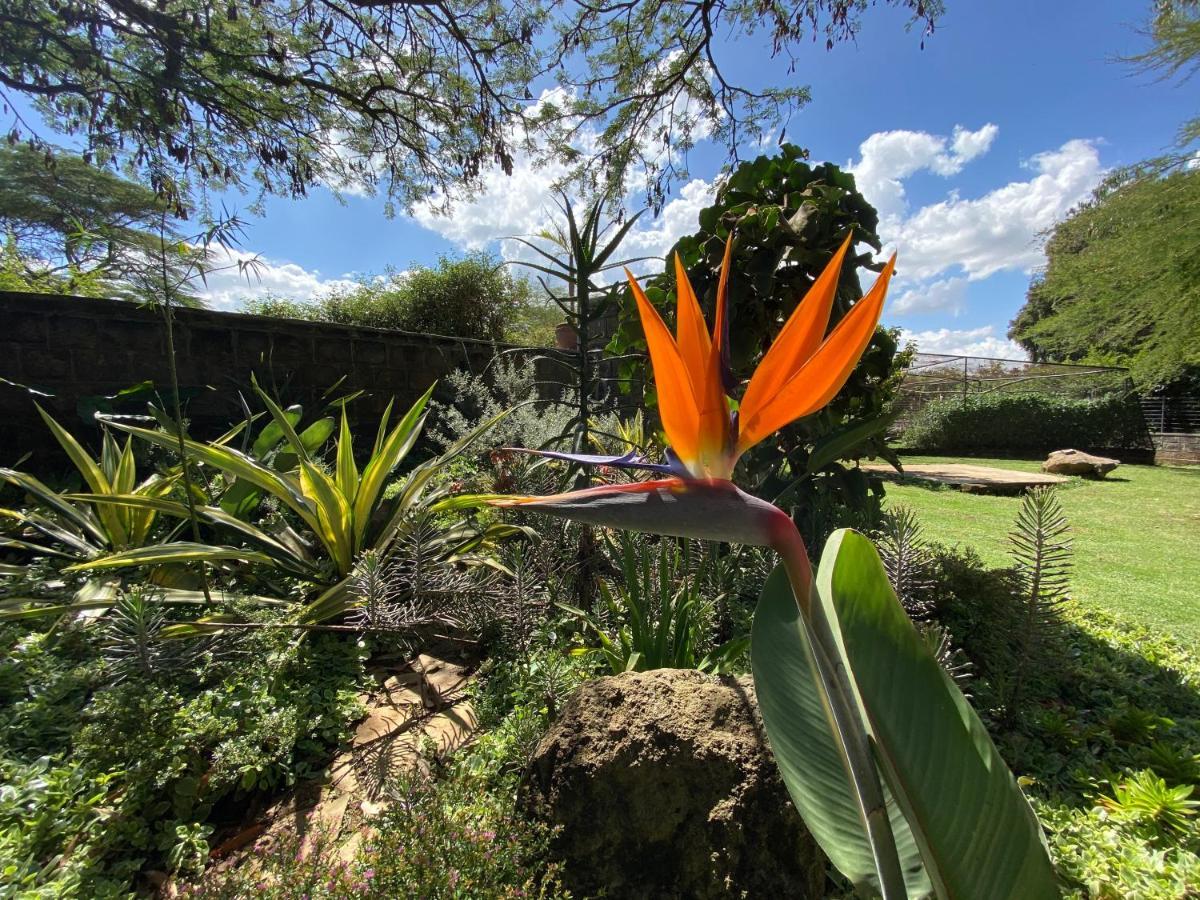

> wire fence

[{"left": 896, "top": 353, "right": 1136, "bottom": 419}]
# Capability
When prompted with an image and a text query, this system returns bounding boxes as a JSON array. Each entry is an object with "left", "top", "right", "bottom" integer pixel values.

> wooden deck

[{"left": 860, "top": 462, "right": 1069, "bottom": 495}]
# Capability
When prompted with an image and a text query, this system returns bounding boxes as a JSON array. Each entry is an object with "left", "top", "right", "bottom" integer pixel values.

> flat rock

[
  {"left": 1043, "top": 448, "right": 1120, "bottom": 477},
  {"left": 862, "top": 461, "right": 1068, "bottom": 495}
]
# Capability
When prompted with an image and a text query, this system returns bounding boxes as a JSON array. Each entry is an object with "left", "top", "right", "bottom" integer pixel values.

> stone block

[
  {"left": 46, "top": 316, "right": 100, "bottom": 350},
  {"left": 22, "top": 348, "right": 73, "bottom": 380},
  {"left": 353, "top": 340, "right": 388, "bottom": 366}
]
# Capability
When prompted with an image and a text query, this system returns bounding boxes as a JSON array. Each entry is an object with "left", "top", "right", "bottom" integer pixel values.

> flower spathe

[{"left": 490, "top": 231, "right": 896, "bottom": 596}]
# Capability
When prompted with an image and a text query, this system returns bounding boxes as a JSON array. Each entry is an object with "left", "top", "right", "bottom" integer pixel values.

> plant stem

[
  {"left": 157, "top": 207, "right": 213, "bottom": 604},
  {"left": 774, "top": 522, "right": 909, "bottom": 900}
]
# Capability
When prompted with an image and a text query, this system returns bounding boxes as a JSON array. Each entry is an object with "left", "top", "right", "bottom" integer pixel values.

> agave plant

[
  {"left": 0, "top": 406, "right": 178, "bottom": 561},
  {"left": 489, "top": 234, "right": 1059, "bottom": 898},
  {"left": 62, "top": 383, "right": 521, "bottom": 624},
  {"left": 0, "top": 407, "right": 190, "bottom": 620}
]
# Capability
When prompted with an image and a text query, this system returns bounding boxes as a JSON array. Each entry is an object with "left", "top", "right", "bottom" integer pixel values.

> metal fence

[
  {"left": 1140, "top": 395, "right": 1200, "bottom": 435},
  {"left": 896, "top": 353, "right": 1135, "bottom": 421}
]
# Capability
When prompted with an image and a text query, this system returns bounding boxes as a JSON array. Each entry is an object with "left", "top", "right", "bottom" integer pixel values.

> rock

[
  {"left": 1042, "top": 448, "right": 1120, "bottom": 477},
  {"left": 522, "top": 669, "right": 826, "bottom": 900}
]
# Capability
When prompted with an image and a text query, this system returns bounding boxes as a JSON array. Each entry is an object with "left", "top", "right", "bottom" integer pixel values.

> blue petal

[{"left": 505, "top": 448, "right": 675, "bottom": 474}]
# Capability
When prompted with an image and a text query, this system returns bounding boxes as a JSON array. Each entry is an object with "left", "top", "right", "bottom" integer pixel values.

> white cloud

[
  {"left": 197, "top": 246, "right": 358, "bottom": 311},
  {"left": 850, "top": 124, "right": 998, "bottom": 221},
  {"left": 899, "top": 325, "right": 1027, "bottom": 360},
  {"left": 895, "top": 139, "right": 1103, "bottom": 281},
  {"left": 890, "top": 276, "right": 968, "bottom": 315},
  {"left": 411, "top": 80, "right": 719, "bottom": 278},
  {"left": 849, "top": 124, "right": 1104, "bottom": 291}
]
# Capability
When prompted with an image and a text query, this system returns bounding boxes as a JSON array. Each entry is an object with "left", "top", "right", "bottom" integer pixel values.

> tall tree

[
  {"left": 1009, "top": 165, "right": 1200, "bottom": 392},
  {"left": 0, "top": 0, "right": 941, "bottom": 215},
  {"left": 1127, "top": 0, "right": 1200, "bottom": 168},
  {"left": 0, "top": 144, "right": 204, "bottom": 302}
]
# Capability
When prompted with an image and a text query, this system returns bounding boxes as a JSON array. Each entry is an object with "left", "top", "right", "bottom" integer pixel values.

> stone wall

[
  {"left": 0, "top": 291, "right": 527, "bottom": 466},
  {"left": 1153, "top": 432, "right": 1200, "bottom": 466}
]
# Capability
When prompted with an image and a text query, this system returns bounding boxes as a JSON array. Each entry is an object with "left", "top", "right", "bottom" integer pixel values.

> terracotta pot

[{"left": 555, "top": 321, "right": 579, "bottom": 350}]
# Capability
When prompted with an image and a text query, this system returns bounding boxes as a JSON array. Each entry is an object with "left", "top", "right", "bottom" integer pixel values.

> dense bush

[
  {"left": 899, "top": 391, "right": 1152, "bottom": 454},
  {"left": 245, "top": 253, "right": 539, "bottom": 343}
]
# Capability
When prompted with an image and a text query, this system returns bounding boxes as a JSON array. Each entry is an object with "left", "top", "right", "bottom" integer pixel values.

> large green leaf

[
  {"left": 64, "top": 543, "right": 276, "bottom": 571},
  {"left": 752, "top": 566, "right": 930, "bottom": 898},
  {"left": 108, "top": 421, "right": 320, "bottom": 535},
  {"left": 819, "top": 530, "right": 1059, "bottom": 900}
]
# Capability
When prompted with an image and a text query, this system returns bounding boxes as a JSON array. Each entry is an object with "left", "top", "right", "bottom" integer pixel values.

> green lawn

[{"left": 880, "top": 455, "right": 1200, "bottom": 641}]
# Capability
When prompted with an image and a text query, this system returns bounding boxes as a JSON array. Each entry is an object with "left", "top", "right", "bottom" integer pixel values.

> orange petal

[
  {"left": 736, "top": 254, "right": 896, "bottom": 454},
  {"left": 672, "top": 249, "right": 733, "bottom": 470},
  {"left": 674, "top": 252, "right": 712, "bottom": 390},
  {"left": 739, "top": 233, "right": 854, "bottom": 427},
  {"left": 712, "top": 234, "right": 733, "bottom": 383},
  {"left": 626, "top": 269, "right": 702, "bottom": 464}
]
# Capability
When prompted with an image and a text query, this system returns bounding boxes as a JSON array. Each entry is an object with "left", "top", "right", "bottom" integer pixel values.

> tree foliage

[
  {"left": 1127, "top": 0, "right": 1200, "bottom": 163},
  {"left": 1009, "top": 165, "right": 1200, "bottom": 391},
  {"left": 0, "top": 144, "right": 201, "bottom": 300},
  {"left": 245, "top": 252, "right": 533, "bottom": 341},
  {"left": 0, "top": 0, "right": 941, "bottom": 213}
]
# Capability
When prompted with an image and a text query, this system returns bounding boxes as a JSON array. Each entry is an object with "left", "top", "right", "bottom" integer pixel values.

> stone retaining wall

[
  {"left": 0, "top": 291, "right": 530, "bottom": 466},
  {"left": 1153, "top": 432, "right": 1200, "bottom": 466}
]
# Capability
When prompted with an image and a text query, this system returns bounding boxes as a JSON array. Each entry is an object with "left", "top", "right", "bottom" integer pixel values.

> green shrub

[
  {"left": 0, "top": 615, "right": 368, "bottom": 895},
  {"left": 244, "top": 253, "right": 535, "bottom": 342},
  {"left": 899, "top": 391, "right": 1151, "bottom": 455},
  {"left": 182, "top": 768, "right": 568, "bottom": 899},
  {"left": 924, "top": 545, "right": 1200, "bottom": 897}
]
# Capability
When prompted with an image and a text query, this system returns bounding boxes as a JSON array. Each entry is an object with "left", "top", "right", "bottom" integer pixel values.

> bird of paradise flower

[{"left": 489, "top": 235, "right": 1059, "bottom": 900}]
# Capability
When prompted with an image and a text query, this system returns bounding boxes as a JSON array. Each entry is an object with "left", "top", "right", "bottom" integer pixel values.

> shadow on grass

[{"left": 934, "top": 550, "right": 1200, "bottom": 812}]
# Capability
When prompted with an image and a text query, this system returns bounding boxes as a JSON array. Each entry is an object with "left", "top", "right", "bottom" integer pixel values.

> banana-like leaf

[
  {"left": 819, "top": 530, "right": 1059, "bottom": 900},
  {"left": 252, "top": 376, "right": 312, "bottom": 463},
  {"left": 752, "top": 565, "right": 930, "bottom": 898},
  {"left": 805, "top": 410, "right": 899, "bottom": 475},
  {"left": 251, "top": 403, "right": 303, "bottom": 458},
  {"left": 64, "top": 543, "right": 276, "bottom": 572}
]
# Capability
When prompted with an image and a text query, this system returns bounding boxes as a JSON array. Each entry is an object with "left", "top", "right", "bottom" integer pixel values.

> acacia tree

[
  {"left": 0, "top": 0, "right": 941, "bottom": 214},
  {"left": 1127, "top": 0, "right": 1200, "bottom": 168},
  {"left": 0, "top": 144, "right": 204, "bottom": 300},
  {"left": 1009, "top": 164, "right": 1200, "bottom": 392}
]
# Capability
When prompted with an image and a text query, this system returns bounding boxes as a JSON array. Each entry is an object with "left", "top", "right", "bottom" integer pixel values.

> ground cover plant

[{"left": 881, "top": 455, "right": 1200, "bottom": 641}]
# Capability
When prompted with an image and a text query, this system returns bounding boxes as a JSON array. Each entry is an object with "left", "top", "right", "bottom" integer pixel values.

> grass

[{"left": 880, "top": 455, "right": 1200, "bottom": 641}]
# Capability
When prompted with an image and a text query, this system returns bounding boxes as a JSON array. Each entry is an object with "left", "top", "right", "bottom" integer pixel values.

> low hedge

[{"left": 899, "top": 392, "right": 1152, "bottom": 455}]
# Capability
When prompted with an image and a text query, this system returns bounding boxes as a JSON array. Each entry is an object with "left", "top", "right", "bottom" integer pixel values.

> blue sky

[{"left": 164, "top": 2, "right": 1193, "bottom": 355}]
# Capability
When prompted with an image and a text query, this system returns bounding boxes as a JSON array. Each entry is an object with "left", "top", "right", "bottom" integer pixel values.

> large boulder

[
  {"left": 1042, "top": 448, "right": 1120, "bottom": 477},
  {"left": 522, "top": 669, "right": 827, "bottom": 899}
]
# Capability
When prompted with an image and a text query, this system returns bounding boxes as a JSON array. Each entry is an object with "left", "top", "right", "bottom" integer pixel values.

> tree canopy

[
  {"left": 0, "top": 144, "right": 204, "bottom": 302},
  {"left": 0, "top": 0, "right": 941, "bottom": 215},
  {"left": 1127, "top": 0, "right": 1200, "bottom": 166},
  {"left": 1009, "top": 165, "right": 1200, "bottom": 392}
]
